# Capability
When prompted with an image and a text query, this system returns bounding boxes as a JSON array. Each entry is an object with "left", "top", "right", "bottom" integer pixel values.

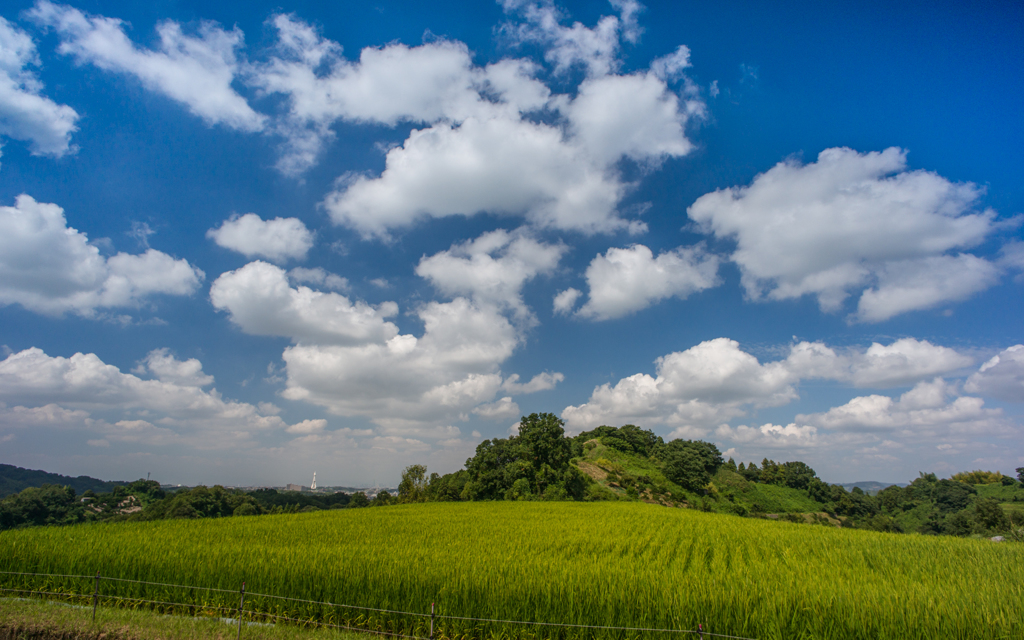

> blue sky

[{"left": 0, "top": 0, "right": 1021, "bottom": 487}]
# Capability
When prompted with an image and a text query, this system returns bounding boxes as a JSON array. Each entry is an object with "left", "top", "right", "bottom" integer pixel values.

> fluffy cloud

[
  {"left": 210, "top": 261, "right": 561, "bottom": 431},
  {"left": 499, "top": 0, "right": 642, "bottom": 77},
  {"left": 562, "top": 338, "right": 796, "bottom": 433},
  {"left": 207, "top": 213, "right": 314, "bottom": 263},
  {"left": 472, "top": 396, "right": 521, "bottom": 420},
  {"left": 288, "top": 267, "right": 348, "bottom": 291},
  {"left": 210, "top": 261, "right": 398, "bottom": 345},
  {"left": 502, "top": 371, "right": 564, "bottom": 394},
  {"left": 251, "top": 4, "right": 703, "bottom": 234},
  {"left": 0, "top": 194, "right": 203, "bottom": 316},
  {"left": 29, "top": 0, "right": 265, "bottom": 132},
  {"left": 0, "top": 347, "right": 301, "bottom": 448},
  {"left": 965, "top": 345, "right": 1024, "bottom": 402},
  {"left": 323, "top": 114, "right": 635, "bottom": 238},
  {"left": 565, "top": 72, "right": 699, "bottom": 165},
  {"left": 574, "top": 244, "right": 719, "bottom": 320},
  {"left": 135, "top": 348, "right": 213, "bottom": 387},
  {"left": 553, "top": 288, "right": 581, "bottom": 315},
  {"left": 0, "top": 17, "right": 79, "bottom": 157},
  {"left": 251, "top": 15, "right": 516, "bottom": 175},
  {"left": 280, "top": 298, "right": 520, "bottom": 426},
  {"left": 563, "top": 337, "right": 978, "bottom": 433},
  {"left": 798, "top": 378, "right": 1010, "bottom": 437},
  {"left": 415, "top": 229, "right": 564, "bottom": 322},
  {"left": 714, "top": 422, "right": 819, "bottom": 448},
  {"left": 687, "top": 147, "right": 1001, "bottom": 321},
  {"left": 785, "top": 337, "right": 973, "bottom": 388}
]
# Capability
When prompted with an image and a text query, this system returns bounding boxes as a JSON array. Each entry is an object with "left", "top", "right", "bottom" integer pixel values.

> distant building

[{"left": 285, "top": 483, "right": 304, "bottom": 492}]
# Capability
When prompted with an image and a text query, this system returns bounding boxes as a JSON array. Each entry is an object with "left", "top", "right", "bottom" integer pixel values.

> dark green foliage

[
  {"left": 248, "top": 488, "right": 351, "bottom": 511},
  {"left": 398, "top": 464, "right": 428, "bottom": 503},
  {"left": 576, "top": 424, "right": 664, "bottom": 458},
  {"left": 427, "top": 470, "right": 468, "bottom": 501},
  {"left": 932, "top": 479, "right": 976, "bottom": 513},
  {"left": 0, "top": 484, "right": 83, "bottom": 529},
  {"left": 456, "top": 413, "right": 593, "bottom": 501},
  {"left": 140, "top": 485, "right": 262, "bottom": 520},
  {"left": 659, "top": 440, "right": 723, "bottom": 492},
  {"left": 972, "top": 497, "right": 1010, "bottom": 533},
  {"left": 1017, "top": 467, "right": 1024, "bottom": 483}
]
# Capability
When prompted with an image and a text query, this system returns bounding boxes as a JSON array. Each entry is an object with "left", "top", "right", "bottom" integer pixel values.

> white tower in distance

[{"left": 311, "top": 471, "right": 317, "bottom": 491}]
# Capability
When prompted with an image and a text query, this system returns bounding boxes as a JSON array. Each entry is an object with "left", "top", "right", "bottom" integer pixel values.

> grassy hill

[
  {"left": 2, "top": 502, "right": 1021, "bottom": 640},
  {"left": 0, "top": 464, "right": 124, "bottom": 498},
  {"left": 577, "top": 439, "right": 838, "bottom": 517}
]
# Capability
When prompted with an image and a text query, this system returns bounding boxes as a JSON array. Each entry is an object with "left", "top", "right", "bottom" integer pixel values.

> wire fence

[{"left": 0, "top": 570, "right": 757, "bottom": 640}]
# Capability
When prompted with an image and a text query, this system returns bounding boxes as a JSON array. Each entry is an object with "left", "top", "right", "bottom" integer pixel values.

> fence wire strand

[
  {"left": 246, "top": 590, "right": 431, "bottom": 618},
  {"left": 1, "top": 572, "right": 758, "bottom": 640}
]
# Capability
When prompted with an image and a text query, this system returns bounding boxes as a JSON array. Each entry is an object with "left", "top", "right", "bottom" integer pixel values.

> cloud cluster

[
  {"left": 566, "top": 243, "right": 719, "bottom": 320},
  {"left": 211, "top": 259, "right": 562, "bottom": 433},
  {"left": 797, "top": 378, "right": 1010, "bottom": 437},
  {"left": 29, "top": 0, "right": 264, "bottom": 131},
  {"left": 207, "top": 213, "right": 314, "bottom": 263},
  {"left": 416, "top": 229, "right": 564, "bottom": 322},
  {"left": 20, "top": 2, "right": 702, "bottom": 238},
  {"left": 0, "top": 16, "right": 79, "bottom": 157},
  {"left": 261, "top": 8, "right": 701, "bottom": 235},
  {"left": 688, "top": 147, "right": 1001, "bottom": 322},
  {"left": 562, "top": 337, "right": 978, "bottom": 433},
  {"left": 965, "top": 345, "right": 1024, "bottom": 402},
  {"left": 210, "top": 261, "right": 398, "bottom": 346},
  {"left": 0, "top": 195, "right": 203, "bottom": 316},
  {"left": 0, "top": 347, "right": 299, "bottom": 448}
]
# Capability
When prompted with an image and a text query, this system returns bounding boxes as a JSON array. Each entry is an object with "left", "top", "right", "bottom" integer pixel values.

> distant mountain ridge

[
  {"left": 839, "top": 481, "right": 908, "bottom": 494},
  {"left": 0, "top": 464, "right": 125, "bottom": 498}
]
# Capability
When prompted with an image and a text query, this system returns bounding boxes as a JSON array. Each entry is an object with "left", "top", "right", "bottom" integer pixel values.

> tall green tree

[{"left": 398, "top": 464, "right": 429, "bottom": 503}]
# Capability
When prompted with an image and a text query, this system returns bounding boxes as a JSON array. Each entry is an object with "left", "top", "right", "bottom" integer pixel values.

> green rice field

[{"left": 1, "top": 502, "right": 1022, "bottom": 640}]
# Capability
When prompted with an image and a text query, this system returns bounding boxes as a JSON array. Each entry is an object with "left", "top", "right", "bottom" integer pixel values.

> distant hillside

[
  {"left": 0, "top": 464, "right": 125, "bottom": 498},
  {"left": 839, "top": 481, "right": 908, "bottom": 495}
]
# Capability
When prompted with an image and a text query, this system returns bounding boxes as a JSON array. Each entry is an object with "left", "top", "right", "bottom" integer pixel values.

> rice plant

[{"left": 1, "top": 502, "right": 1022, "bottom": 639}]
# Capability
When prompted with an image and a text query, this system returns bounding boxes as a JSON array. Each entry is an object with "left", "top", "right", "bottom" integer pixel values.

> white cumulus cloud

[
  {"left": 0, "top": 16, "right": 79, "bottom": 157},
  {"left": 687, "top": 147, "right": 1001, "bottom": 321},
  {"left": 965, "top": 345, "right": 1024, "bottom": 402},
  {"left": 252, "top": 6, "right": 703, "bottom": 234},
  {"left": 576, "top": 244, "right": 720, "bottom": 320},
  {"left": 29, "top": 0, "right": 265, "bottom": 132},
  {"left": 207, "top": 213, "right": 314, "bottom": 262},
  {"left": 798, "top": 378, "right": 1010, "bottom": 437},
  {"left": 0, "top": 347, "right": 310, "bottom": 448},
  {"left": 416, "top": 229, "right": 564, "bottom": 322},
  {"left": 210, "top": 261, "right": 398, "bottom": 346},
  {"left": 0, "top": 194, "right": 203, "bottom": 316}
]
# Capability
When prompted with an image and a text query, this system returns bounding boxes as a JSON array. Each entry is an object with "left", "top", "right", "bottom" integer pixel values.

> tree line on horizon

[{"left": 2, "top": 413, "right": 1022, "bottom": 540}]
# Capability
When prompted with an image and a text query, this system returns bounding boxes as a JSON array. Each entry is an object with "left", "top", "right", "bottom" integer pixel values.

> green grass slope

[
  {"left": 576, "top": 441, "right": 825, "bottom": 516},
  {"left": 2, "top": 502, "right": 1022, "bottom": 640}
]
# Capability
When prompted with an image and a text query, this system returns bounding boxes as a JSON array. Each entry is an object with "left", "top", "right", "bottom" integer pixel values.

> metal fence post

[
  {"left": 92, "top": 572, "right": 100, "bottom": 623},
  {"left": 430, "top": 602, "right": 435, "bottom": 640},
  {"left": 236, "top": 581, "right": 246, "bottom": 640}
]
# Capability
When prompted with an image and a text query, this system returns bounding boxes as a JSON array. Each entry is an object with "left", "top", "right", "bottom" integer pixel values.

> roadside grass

[{"left": 0, "top": 596, "right": 373, "bottom": 640}]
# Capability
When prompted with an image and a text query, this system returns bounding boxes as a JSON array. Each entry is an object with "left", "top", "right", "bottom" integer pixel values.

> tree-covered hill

[{"left": 0, "top": 464, "right": 124, "bottom": 498}]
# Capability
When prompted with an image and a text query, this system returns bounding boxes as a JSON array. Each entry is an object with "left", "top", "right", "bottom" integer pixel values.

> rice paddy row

[{"left": 1, "top": 502, "right": 1022, "bottom": 639}]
